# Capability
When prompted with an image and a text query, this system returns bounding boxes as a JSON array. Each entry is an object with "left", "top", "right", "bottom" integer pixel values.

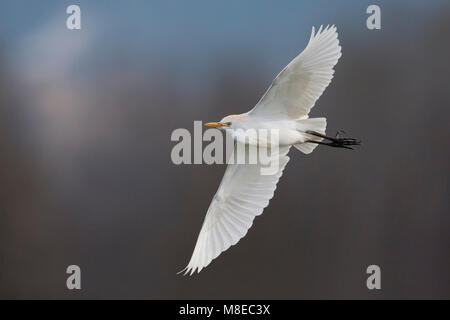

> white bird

[{"left": 180, "top": 25, "right": 360, "bottom": 275}]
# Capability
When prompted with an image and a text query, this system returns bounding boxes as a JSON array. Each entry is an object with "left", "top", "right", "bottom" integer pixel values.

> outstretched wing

[
  {"left": 180, "top": 145, "right": 290, "bottom": 275},
  {"left": 249, "top": 25, "right": 341, "bottom": 120}
]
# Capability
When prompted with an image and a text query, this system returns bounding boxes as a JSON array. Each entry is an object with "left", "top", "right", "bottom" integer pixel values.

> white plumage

[
  {"left": 180, "top": 25, "right": 343, "bottom": 275},
  {"left": 250, "top": 25, "right": 342, "bottom": 120}
]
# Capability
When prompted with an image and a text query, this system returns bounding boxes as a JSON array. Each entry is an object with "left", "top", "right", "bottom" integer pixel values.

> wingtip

[
  {"left": 316, "top": 24, "right": 338, "bottom": 34},
  {"left": 311, "top": 24, "right": 339, "bottom": 40},
  {"left": 176, "top": 267, "right": 188, "bottom": 276},
  {"left": 177, "top": 266, "right": 195, "bottom": 276},
  {"left": 177, "top": 264, "right": 202, "bottom": 276},
  {"left": 331, "top": 24, "right": 337, "bottom": 34}
]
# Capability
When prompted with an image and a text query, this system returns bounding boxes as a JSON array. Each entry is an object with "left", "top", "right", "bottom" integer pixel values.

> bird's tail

[{"left": 294, "top": 117, "right": 327, "bottom": 154}]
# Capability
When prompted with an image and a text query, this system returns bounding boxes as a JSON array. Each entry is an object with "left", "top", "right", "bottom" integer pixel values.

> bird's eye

[{"left": 225, "top": 122, "right": 232, "bottom": 126}]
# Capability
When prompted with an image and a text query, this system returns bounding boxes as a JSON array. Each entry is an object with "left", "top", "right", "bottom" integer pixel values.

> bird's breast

[{"left": 229, "top": 120, "right": 301, "bottom": 146}]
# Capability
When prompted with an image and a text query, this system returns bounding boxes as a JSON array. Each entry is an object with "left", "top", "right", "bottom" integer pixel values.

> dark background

[{"left": 0, "top": 0, "right": 449, "bottom": 299}]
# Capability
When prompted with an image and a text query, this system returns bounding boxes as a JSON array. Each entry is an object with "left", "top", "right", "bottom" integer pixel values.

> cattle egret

[{"left": 180, "top": 25, "right": 360, "bottom": 275}]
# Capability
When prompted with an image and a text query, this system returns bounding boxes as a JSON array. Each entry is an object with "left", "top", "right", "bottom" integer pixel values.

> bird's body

[
  {"left": 222, "top": 113, "right": 307, "bottom": 146},
  {"left": 180, "top": 25, "right": 360, "bottom": 275}
]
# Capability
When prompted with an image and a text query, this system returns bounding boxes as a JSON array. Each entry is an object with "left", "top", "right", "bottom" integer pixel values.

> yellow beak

[{"left": 204, "top": 122, "right": 229, "bottom": 128}]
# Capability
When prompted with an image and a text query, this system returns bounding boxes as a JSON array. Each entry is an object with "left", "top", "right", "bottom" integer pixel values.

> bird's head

[{"left": 204, "top": 114, "right": 246, "bottom": 129}]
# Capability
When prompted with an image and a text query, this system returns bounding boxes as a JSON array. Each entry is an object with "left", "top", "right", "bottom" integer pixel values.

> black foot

[
  {"left": 305, "top": 130, "right": 361, "bottom": 150},
  {"left": 335, "top": 130, "right": 346, "bottom": 139}
]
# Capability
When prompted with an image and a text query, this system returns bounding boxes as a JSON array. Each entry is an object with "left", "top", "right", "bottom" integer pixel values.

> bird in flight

[{"left": 180, "top": 25, "right": 360, "bottom": 275}]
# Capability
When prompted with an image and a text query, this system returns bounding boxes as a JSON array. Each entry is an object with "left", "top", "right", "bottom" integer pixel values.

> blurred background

[{"left": 0, "top": 0, "right": 449, "bottom": 299}]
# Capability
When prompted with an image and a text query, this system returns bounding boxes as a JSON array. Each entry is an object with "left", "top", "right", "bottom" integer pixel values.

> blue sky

[{"left": 0, "top": 0, "right": 447, "bottom": 87}]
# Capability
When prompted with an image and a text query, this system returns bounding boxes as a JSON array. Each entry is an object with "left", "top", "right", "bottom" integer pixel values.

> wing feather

[
  {"left": 249, "top": 25, "right": 342, "bottom": 120},
  {"left": 180, "top": 145, "right": 290, "bottom": 275}
]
